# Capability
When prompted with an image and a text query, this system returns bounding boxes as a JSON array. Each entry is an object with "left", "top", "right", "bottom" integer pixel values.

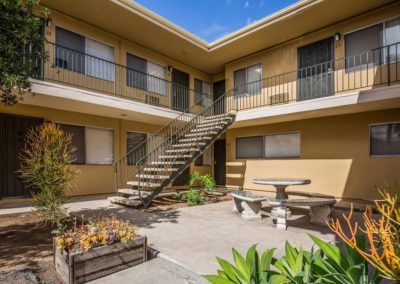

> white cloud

[
  {"left": 244, "top": 1, "right": 250, "bottom": 8},
  {"left": 246, "top": 17, "right": 252, "bottom": 25},
  {"left": 199, "top": 23, "right": 228, "bottom": 37}
]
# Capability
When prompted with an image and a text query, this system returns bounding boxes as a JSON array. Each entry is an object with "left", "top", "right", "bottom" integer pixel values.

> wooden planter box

[{"left": 54, "top": 235, "right": 147, "bottom": 284}]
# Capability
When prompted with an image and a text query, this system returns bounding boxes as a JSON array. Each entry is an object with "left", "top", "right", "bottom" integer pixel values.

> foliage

[
  {"left": 329, "top": 187, "right": 400, "bottom": 281},
  {"left": 174, "top": 191, "right": 184, "bottom": 201},
  {"left": 55, "top": 215, "right": 136, "bottom": 254},
  {"left": 188, "top": 171, "right": 216, "bottom": 192},
  {"left": 0, "top": 0, "right": 48, "bottom": 105},
  {"left": 19, "top": 122, "right": 79, "bottom": 226},
  {"left": 204, "top": 235, "right": 381, "bottom": 284},
  {"left": 184, "top": 189, "right": 204, "bottom": 206}
]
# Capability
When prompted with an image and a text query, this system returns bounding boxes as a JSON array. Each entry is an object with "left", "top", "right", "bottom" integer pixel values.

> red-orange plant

[{"left": 329, "top": 190, "right": 400, "bottom": 281}]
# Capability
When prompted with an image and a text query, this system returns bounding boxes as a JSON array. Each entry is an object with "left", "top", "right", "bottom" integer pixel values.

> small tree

[
  {"left": 0, "top": 0, "right": 48, "bottom": 105},
  {"left": 19, "top": 123, "right": 79, "bottom": 226}
]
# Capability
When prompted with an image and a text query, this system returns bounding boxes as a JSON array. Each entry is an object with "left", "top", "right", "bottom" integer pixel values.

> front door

[
  {"left": 0, "top": 114, "right": 43, "bottom": 198},
  {"left": 173, "top": 167, "right": 190, "bottom": 187},
  {"left": 214, "top": 139, "right": 226, "bottom": 185},
  {"left": 213, "top": 80, "right": 225, "bottom": 115},
  {"left": 171, "top": 69, "right": 190, "bottom": 111},
  {"left": 297, "top": 37, "right": 334, "bottom": 101}
]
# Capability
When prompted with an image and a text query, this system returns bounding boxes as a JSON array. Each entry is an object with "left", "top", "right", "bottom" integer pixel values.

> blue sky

[{"left": 133, "top": 0, "right": 299, "bottom": 42}]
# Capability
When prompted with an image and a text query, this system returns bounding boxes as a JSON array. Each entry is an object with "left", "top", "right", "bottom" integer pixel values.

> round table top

[{"left": 253, "top": 178, "right": 311, "bottom": 186}]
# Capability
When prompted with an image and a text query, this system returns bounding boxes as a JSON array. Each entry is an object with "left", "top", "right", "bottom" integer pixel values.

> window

[
  {"left": 127, "top": 131, "right": 147, "bottom": 166},
  {"left": 345, "top": 17, "right": 400, "bottom": 71},
  {"left": 236, "top": 132, "right": 301, "bottom": 159},
  {"left": 234, "top": 64, "right": 261, "bottom": 96},
  {"left": 194, "top": 79, "right": 211, "bottom": 106},
  {"left": 55, "top": 27, "right": 115, "bottom": 80},
  {"left": 236, "top": 136, "right": 264, "bottom": 159},
  {"left": 86, "top": 127, "right": 114, "bottom": 164},
  {"left": 59, "top": 124, "right": 85, "bottom": 164},
  {"left": 85, "top": 38, "right": 115, "bottom": 81},
  {"left": 195, "top": 147, "right": 212, "bottom": 166},
  {"left": 370, "top": 123, "right": 400, "bottom": 157},
  {"left": 264, "top": 132, "right": 300, "bottom": 158},
  {"left": 59, "top": 124, "right": 114, "bottom": 165},
  {"left": 126, "top": 53, "right": 166, "bottom": 96}
]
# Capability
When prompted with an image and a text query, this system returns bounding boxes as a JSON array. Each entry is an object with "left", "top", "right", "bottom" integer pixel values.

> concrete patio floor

[{"left": 62, "top": 198, "right": 341, "bottom": 275}]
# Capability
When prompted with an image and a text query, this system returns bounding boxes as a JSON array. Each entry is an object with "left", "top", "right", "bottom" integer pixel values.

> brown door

[
  {"left": 213, "top": 80, "right": 225, "bottom": 115},
  {"left": 0, "top": 114, "right": 43, "bottom": 198},
  {"left": 171, "top": 69, "right": 190, "bottom": 111},
  {"left": 214, "top": 139, "right": 226, "bottom": 185}
]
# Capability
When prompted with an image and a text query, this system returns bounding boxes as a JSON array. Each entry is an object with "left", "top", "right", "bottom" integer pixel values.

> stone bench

[
  {"left": 232, "top": 191, "right": 266, "bottom": 220},
  {"left": 268, "top": 197, "right": 336, "bottom": 230}
]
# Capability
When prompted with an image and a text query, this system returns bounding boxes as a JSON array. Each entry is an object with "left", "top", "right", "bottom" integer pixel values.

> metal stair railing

[
  {"left": 113, "top": 92, "right": 215, "bottom": 192},
  {"left": 135, "top": 89, "right": 237, "bottom": 207}
]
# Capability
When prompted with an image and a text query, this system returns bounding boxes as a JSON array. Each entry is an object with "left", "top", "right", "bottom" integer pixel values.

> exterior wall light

[
  {"left": 167, "top": 65, "right": 173, "bottom": 72},
  {"left": 335, "top": 32, "right": 341, "bottom": 41},
  {"left": 46, "top": 18, "right": 52, "bottom": 27}
]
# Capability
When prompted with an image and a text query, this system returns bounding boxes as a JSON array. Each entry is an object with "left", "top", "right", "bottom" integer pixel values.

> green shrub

[
  {"left": 19, "top": 123, "right": 79, "bottom": 226},
  {"left": 204, "top": 234, "right": 381, "bottom": 284},
  {"left": 188, "top": 171, "right": 216, "bottom": 192},
  {"left": 184, "top": 190, "right": 204, "bottom": 206}
]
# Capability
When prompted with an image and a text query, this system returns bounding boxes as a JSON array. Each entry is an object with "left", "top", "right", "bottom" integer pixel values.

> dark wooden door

[
  {"left": 214, "top": 139, "right": 226, "bottom": 185},
  {"left": 171, "top": 69, "right": 190, "bottom": 111},
  {"left": 297, "top": 37, "right": 334, "bottom": 101},
  {"left": 173, "top": 166, "right": 190, "bottom": 187},
  {"left": 0, "top": 114, "right": 43, "bottom": 198},
  {"left": 213, "top": 80, "right": 225, "bottom": 115}
]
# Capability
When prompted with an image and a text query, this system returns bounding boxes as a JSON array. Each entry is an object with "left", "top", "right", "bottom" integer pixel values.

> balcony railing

[
  {"left": 228, "top": 42, "right": 400, "bottom": 111},
  {"left": 34, "top": 42, "right": 212, "bottom": 112}
]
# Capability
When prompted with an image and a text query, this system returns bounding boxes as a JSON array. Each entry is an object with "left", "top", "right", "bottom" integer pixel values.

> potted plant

[{"left": 54, "top": 215, "right": 147, "bottom": 284}]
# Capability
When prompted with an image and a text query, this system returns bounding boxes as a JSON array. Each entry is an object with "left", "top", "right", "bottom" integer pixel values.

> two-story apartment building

[{"left": 1, "top": 0, "right": 399, "bottom": 203}]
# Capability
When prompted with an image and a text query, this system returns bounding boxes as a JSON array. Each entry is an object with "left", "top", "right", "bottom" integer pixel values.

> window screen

[
  {"left": 236, "top": 136, "right": 263, "bottom": 159},
  {"left": 85, "top": 38, "right": 115, "bottom": 81},
  {"left": 147, "top": 61, "right": 166, "bottom": 95},
  {"left": 246, "top": 64, "right": 261, "bottom": 95},
  {"left": 370, "top": 123, "right": 400, "bottom": 156},
  {"left": 194, "top": 79, "right": 211, "bottom": 106},
  {"left": 234, "top": 68, "right": 246, "bottom": 96},
  {"left": 126, "top": 53, "right": 147, "bottom": 90},
  {"left": 85, "top": 127, "right": 114, "bottom": 164},
  {"left": 345, "top": 24, "right": 383, "bottom": 71},
  {"left": 127, "top": 132, "right": 147, "bottom": 165},
  {"left": 385, "top": 17, "right": 400, "bottom": 63},
  {"left": 264, "top": 132, "right": 301, "bottom": 158},
  {"left": 59, "top": 124, "right": 85, "bottom": 164},
  {"left": 55, "top": 27, "right": 85, "bottom": 73}
]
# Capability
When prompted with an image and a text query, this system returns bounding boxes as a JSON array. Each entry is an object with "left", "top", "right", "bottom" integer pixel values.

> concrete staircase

[{"left": 111, "top": 107, "right": 236, "bottom": 208}]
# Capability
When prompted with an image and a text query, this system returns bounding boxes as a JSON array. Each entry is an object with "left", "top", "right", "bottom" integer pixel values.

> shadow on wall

[{"left": 226, "top": 159, "right": 353, "bottom": 199}]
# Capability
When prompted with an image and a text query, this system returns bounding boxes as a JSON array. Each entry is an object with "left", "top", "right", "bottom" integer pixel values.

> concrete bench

[
  {"left": 268, "top": 197, "right": 336, "bottom": 230},
  {"left": 232, "top": 191, "right": 266, "bottom": 220}
]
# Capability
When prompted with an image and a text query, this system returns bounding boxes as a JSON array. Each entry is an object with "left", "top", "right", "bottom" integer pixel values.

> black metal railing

[
  {"left": 229, "top": 42, "right": 400, "bottom": 110},
  {"left": 35, "top": 42, "right": 211, "bottom": 112}
]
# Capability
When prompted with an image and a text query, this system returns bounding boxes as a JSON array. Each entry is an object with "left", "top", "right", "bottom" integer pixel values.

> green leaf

[
  {"left": 269, "top": 274, "right": 291, "bottom": 284},
  {"left": 217, "top": 257, "right": 240, "bottom": 283},
  {"left": 232, "top": 248, "right": 251, "bottom": 282},
  {"left": 260, "top": 248, "right": 276, "bottom": 281},
  {"left": 246, "top": 244, "right": 258, "bottom": 276},
  {"left": 203, "top": 275, "right": 236, "bottom": 284}
]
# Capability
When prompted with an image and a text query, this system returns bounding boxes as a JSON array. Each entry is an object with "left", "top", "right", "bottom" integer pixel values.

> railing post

[{"left": 387, "top": 45, "right": 391, "bottom": 86}]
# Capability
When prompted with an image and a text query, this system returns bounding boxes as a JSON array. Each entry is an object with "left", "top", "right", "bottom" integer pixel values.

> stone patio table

[{"left": 252, "top": 178, "right": 311, "bottom": 217}]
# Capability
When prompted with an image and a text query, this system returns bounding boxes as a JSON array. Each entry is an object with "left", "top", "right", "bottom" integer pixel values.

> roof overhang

[{"left": 40, "top": 0, "right": 397, "bottom": 74}]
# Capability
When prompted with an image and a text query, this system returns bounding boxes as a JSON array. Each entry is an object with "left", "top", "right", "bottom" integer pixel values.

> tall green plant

[
  {"left": 19, "top": 122, "right": 79, "bottom": 226},
  {"left": 0, "top": 0, "right": 48, "bottom": 105},
  {"left": 188, "top": 171, "right": 216, "bottom": 192}
]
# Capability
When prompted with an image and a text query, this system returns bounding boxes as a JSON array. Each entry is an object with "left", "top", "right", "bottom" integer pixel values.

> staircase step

[
  {"left": 117, "top": 188, "right": 151, "bottom": 196},
  {"left": 191, "top": 126, "right": 223, "bottom": 132},
  {"left": 196, "top": 121, "right": 229, "bottom": 128},
  {"left": 127, "top": 181, "right": 161, "bottom": 188},
  {"left": 136, "top": 174, "right": 169, "bottom": 179},
  {"left": 166, "top": 148, "right": 198, "bottom": 153},
  {"left": 172, "top": 142, "right": 206, "bottom": 148},
  {"left": 185, "top": 131, "right": 218, "bottom": 138},
  {"left": 159, "top": 154, "right": 192, "bottom": 159},
  {"left": 151, "top": 161, "right": 185, "bottom": 165},
  {"left": 144, "top": 167, "right": 178, "bottom": 172},
  {"left": 108, "top": 196, "right": 142, "bottom": 208},
  {"left": 179, "top": 137, "right": 212, "bottom": 143},
  {"left": 203, "top": 116, "right": 233, "bottom": 123}
]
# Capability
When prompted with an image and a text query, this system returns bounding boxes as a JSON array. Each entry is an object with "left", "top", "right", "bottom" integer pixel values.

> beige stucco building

[{"left": 1, "top": 0, "right": 400, "bottom": 202}]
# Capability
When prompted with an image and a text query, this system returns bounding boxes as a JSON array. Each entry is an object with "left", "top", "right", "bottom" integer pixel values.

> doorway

[
  {"left": 213, "top": 80, "right": 225, "bottom": 115},
  {"left": 297, "top": 37, "right": 334, "bottom": 101},
  {"left": 213, "top": 139, "right": 226, "bottom": 185},
  {"left": 171, "top": 68, "right": 190, "bottom": 111}
]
